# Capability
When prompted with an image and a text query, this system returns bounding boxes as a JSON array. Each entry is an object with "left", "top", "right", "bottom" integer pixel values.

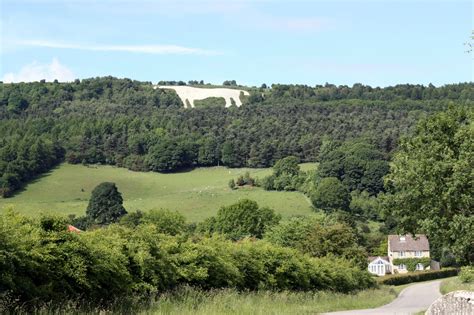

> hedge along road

[{"left": 324, "top": 280, "right": 442, "bottom": 315}]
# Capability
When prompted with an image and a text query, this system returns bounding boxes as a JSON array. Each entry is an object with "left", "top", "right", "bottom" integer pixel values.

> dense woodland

[
  {"left": 0, "top": 77, "right": 473, "bottom": 311},
  {"left": 1, "top": 77, "right": 473, "bottom": 196}
]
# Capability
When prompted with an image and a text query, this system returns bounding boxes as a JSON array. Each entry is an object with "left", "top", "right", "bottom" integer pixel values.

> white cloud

[
  {"left": 16, "top": 40, "right": 220, "bottom": 55},
  {"left": 2, "top": 58, "right": 75, "bottom": 83}
]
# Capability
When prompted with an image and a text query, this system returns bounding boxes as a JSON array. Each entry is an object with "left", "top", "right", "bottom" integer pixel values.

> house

[
  {"left": 368, "top": 256, "right": 391, "bottom": 276},
  {"left": 368, "top": 234, "right": 430, "bottom": 276},
  {"left": 388, "top": 234, "right": 430, "bottom": 274}
]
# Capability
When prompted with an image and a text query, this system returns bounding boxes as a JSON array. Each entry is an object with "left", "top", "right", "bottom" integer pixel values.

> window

[
  {"left": 400, "top": 236, "right": 406, "bottom": 242},
  {"left": 415, "top": 251, "right": 422, "bottom": 257},
  {"left": 399, "top": 251, "right": 405, "bottom": 257},
  {"left": 399, "top": 264, "right": 406, "bottom": 270},
  {"left": 416, "top": 263, "right": 424, "bottom": 271}
]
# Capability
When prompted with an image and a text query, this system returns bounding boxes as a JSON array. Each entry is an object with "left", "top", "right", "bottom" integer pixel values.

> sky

[{"left": 1, "top": 0, "right": 472, "bottom": 87}]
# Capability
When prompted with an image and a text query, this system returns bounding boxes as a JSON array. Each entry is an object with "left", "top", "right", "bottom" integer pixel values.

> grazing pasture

[{"left": 0, "top": 163, "right": 316, "bottom": 222}]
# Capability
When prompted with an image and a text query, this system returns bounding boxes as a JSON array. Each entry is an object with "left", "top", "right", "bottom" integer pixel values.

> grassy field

[{"left": 0, "top": 163, "right": 316, "bottom": 222}]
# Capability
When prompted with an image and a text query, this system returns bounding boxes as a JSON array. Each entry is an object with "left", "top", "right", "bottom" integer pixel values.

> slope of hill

[
  {"left": 0, "top": 163, "right": 315, "bottom": 221},
  {"left": 1, "top": 77, "right": 472, "bottom": 197}
]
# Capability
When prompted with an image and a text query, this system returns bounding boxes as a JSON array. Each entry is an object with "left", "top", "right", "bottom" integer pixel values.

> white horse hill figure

[{"left": 155, "top": 85, "right": 250, "bottom": 108}]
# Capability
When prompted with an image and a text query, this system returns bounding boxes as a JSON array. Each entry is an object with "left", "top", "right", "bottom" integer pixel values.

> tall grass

[
  {"left": 141, "top": 286, "right": 398, "bottom": 315},
  {"left": 1, "top": 286, "right": 400, "bottom": 315}
]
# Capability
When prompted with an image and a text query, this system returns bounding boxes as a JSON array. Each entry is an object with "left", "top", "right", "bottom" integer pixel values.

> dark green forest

[
  {"left": 0, "top": 78, "right": 473, "bottom": 311},
  {"left": 1, "top": 77, "right": 472, "bottom": 197}
]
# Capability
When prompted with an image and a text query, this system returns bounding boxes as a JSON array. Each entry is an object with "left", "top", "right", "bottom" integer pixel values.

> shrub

[
  {"left": 265, "top": 216, "right": 367, "bottom": 269},
  {"left": 119, "top": 209, "right": 187, "bottom": 236},
  {"left": 440, "top": 249, "right": 458, "bottom": 267},
  {"left": 233, "top": 172, "right": 255, "bottom": 187},
  {"left": 204, "top": 199, "right": 281, "bottom": 240},
  {"left": 459, "top": 266, "right": 474, "bottom": 283},
  {"left": 0, "top": 211, "right": 375, "bottom": 311},
  {"left": 261, "top": 175, "right": 276, "bottom": 190},
  {"left": 377, "top": 268, "right": 458, "bottom": 285}
]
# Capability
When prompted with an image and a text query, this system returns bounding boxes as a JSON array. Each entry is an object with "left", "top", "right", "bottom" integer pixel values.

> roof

[
  {"left": 67, "top": 225, "right": 82, "bottom": 233},
  {"left": 368, "top": 256, "right": 390, "bottom": 263},
  {"left": 388, "top": 234, "right": 429, "bottom": 251}
]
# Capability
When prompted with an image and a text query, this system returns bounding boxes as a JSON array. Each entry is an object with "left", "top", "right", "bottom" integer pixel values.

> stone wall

[{"left": 426, "top": 290, "right": 474, "bottom": 315}]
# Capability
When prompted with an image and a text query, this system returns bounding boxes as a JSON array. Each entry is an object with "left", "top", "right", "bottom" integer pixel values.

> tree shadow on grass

[{"left": 6, "top": 164, "right": 62, "bottom": 198}]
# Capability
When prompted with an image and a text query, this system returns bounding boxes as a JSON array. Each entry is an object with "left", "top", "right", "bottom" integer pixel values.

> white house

[
  {"left": 368, "top": 256, "right": 391, "bottom": 276},
  {"left": 388, "top": 234, "right": 430, "bottom": 274},
  {"left": 368, "top": 234, "right": 431, "bottom": 276}
]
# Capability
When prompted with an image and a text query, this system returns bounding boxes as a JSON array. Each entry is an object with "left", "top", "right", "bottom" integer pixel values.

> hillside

[
  {"left": 0, "top": 77, "right": 473, "bottom": 197},
  {"left": 0, "top": 163, "right": 315, "bottom": 221}
]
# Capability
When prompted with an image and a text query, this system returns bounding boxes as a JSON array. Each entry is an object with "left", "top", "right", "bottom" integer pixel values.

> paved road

[{"left": 324, "top": 280, "right": 442, "bottom": 315}]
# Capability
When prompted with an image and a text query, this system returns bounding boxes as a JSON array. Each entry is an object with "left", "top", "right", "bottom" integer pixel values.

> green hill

[{"left": 0, "top": 163, "right": 316, "bottom": 222}]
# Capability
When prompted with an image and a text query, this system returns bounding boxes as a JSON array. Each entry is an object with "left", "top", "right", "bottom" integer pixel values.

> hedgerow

[
  {"left": 0, "top": 211, "right": 374, "bottom": 311},
  {"left": 377, "top": 268, "right": 458, "bottom": 285}
]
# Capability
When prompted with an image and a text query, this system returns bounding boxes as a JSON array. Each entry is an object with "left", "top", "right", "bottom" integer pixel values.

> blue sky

[{"left": 1, "top": 0, "right": 472, "bottom": 86}]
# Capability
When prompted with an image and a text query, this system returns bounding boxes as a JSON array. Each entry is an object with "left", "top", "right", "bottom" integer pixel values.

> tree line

[
  {"left": 0, "top": 77, "right": 472, "bottom": 196},
  {"left": 1, "top": 104, "right": 472, "bottom": 311}
]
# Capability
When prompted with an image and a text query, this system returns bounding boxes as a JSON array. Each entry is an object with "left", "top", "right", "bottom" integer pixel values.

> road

[{"left": 324, "top": 280, "right": 442, "bottom": 315}]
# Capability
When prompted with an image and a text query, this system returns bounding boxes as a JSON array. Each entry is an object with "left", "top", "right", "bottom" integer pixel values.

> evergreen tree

[{"left": 86, "top": 182, "right": 127, "bottom": 225}]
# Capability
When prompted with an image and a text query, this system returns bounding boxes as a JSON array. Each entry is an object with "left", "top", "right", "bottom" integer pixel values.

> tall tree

[
  {"left": 86, "top": 182, "right": 127, "bottom": 225},
  {"left": 383, "top": 106, "right": 473, "bottom": 263},
  {"left": 311, "top": 177, "right": 351, "bottom": 212}
]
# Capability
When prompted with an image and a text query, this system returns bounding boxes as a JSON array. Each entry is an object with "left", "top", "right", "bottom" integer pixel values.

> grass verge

[
  {"left": 440, "top": 276, "right": 474, "bottom": 294},
  {"left": 3, "top": 283, "right": 417, "bottom": 314},
  {"left": 138, "top": 286, "right": 400, "bottom": 315}
]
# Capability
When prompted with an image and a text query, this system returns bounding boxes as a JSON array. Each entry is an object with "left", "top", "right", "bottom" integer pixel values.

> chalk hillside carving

[{"left": 155, "top": 85, "right": 250, "bottom": 108}]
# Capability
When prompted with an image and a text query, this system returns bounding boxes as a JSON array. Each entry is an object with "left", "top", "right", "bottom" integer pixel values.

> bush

[
  {"left": 264, "top": 216, "right": 367, "bottom": 269},
  {"left": 234, "top": 172, "right": 255, "bottom": 187},
  {"left": 440, "top": 249, "right": 458, "bottom": 267},
  {"left": 261, "top": 175, "right": 276, "bottom": 190},
  {"left": 119, "top": 209, "right": 187, "bottom": 236},
  {"left": 459, "top": 266, "right": 474, "bottom": 283},
  {"left": 202, "top": 199, "right": 281, "bottom": 240},
  {"left": 0, "top": 211, "right": 375, "bottom": 311},
  {"left": 141, "top": 209, "right": 187, "bottom": 236},
  {"left": 377, "top": 268, "right": 458, "bottom": 285}
]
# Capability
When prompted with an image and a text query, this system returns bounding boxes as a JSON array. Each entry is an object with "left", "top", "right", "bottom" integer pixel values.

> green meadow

[{"left": 0, "top": 163, "right": 316, "bottom": 222}]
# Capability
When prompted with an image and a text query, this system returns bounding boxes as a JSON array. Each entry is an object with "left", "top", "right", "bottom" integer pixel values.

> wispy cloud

[
  {"left": 2, "top": 58, "right": 75, "bottom": 83},
  {"left": 15, "top": 40, "right": 220, "bottom": 55}
]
